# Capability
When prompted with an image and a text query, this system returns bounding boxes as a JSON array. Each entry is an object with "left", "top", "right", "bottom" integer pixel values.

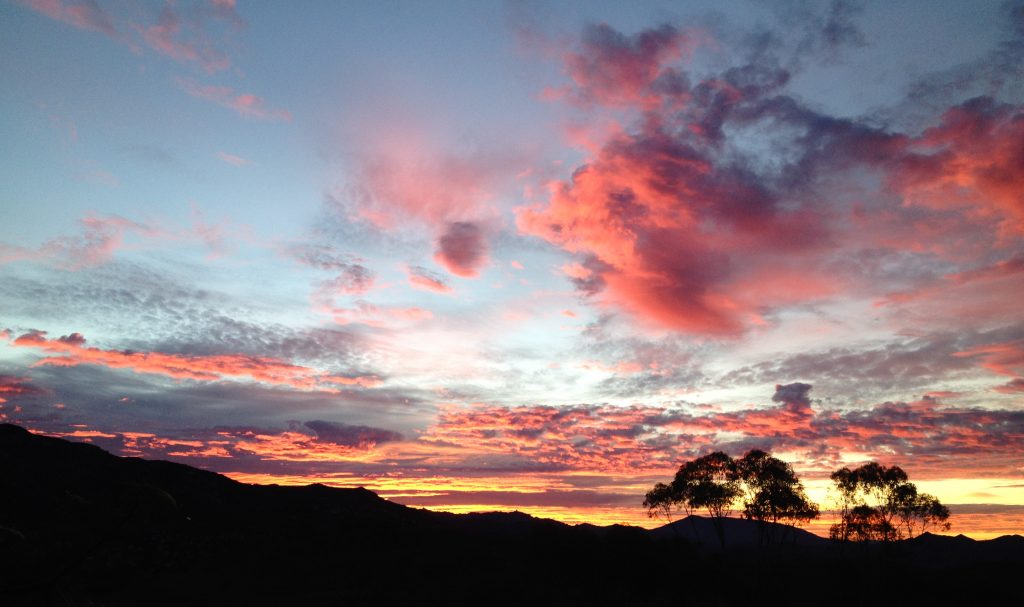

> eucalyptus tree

[
  {"left": 735, "top": 450, "right": 819, "bottom": 544},
  {"left": 829, "top": 462, "right": 950, "bottom": 542}
]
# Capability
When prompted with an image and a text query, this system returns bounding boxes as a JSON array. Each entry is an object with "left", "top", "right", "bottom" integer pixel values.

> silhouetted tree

[
  {"left": 672, "top": 452, "right": 741, "bottom": 547},
  {"left": 643, "top": 482, "right": 679, "bottom": 523},
  {"left": 896, "top": 484, "right": 952, "bottom": 538},
  {"left": 829, "top": 462, "right": 950, "bottom": 542},
  {"left": 645, "top": 450, "right": 820, "bottom": 547},
  {"left": 735, "top": 449, "right": 819, "bottom": 544}
]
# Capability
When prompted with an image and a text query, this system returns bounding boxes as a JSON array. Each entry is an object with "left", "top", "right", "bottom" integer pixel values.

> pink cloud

[
  {"left": 893, "top": 98, "right": 1024, "bottom": 240},
  {"left": 142, "top": 6, "right": 230, "bottom": 71},
  {"left": 341, "top": 131, "right": 521, "bottom": 279},
  {"left": 20, "top": 0, "right": 118, "bottom": 37},
  {"left": 516, "top": 23, "right": 1024, "bottom": 336},
  {"left": 406, "top": 264, "right": 453, "bottom": 294},
  {"left": 217, "top": 151, "right": 250, "bottom": 166},
  {"left": 10, "top": 330, "right": 381, "bottom": 391},
  {"left": 0, "top": 374, "right": 50, "bottom": 404},
  {"left": 955, "top": 341, "right": 1024, "bottom": 377},
  {"left": 0, "top": 211, "right": 239, "bottom": 268},
  {"left": 420, "top": 383, "right": 1024, "bottom": 478},
  {"left": 0, "top": 214, "right": 157, "bottom": 269},
  {"left": 179, "top": 78, "right": 292, "bottom": 121},
  {"left": 561, "top": 23, "right": 700, "bottom": 109},
  {"left": 994, "top": 378, "right": 1024, "bottom": 394},
  {"left": 316, "top": 300, "right": 433, "bottom": 328}
]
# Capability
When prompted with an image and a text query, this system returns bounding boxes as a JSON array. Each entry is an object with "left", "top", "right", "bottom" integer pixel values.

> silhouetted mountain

[
  {"left": 650, "top": 514, "right": 829, "bottom": 549},
  {"left": 2, "top": 424, "right": 1022, "bottom": 606}
]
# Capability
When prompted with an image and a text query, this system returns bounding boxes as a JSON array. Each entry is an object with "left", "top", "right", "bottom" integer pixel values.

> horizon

[
  {"left": 1, "top": 1, "right": 1022, "bottom": 541},
  {"left": 5, "top": 421, "right": 1018, "bottom": 541}
]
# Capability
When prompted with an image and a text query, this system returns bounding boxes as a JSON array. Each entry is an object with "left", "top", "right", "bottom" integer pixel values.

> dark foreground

[{"left": 2, "top": 424, "right": 1021, "bottom": 606}]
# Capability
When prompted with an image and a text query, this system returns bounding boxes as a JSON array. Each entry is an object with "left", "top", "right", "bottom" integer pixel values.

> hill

[
  {"left": 650, "top": 514, "right": 829, "bottom": 549},
  {"left": 2, "top": 424, "right": 1022, "bottom": 605}
]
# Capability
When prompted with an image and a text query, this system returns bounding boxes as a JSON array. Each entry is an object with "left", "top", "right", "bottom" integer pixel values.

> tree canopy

[
  {"left": 735, "top": 450, "right": 819, "bottom": 530},
  {"left": 829, "top": 462, "right": 950, "bottom": 542}
]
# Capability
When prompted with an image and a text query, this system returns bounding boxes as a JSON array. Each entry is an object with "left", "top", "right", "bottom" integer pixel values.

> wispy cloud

[
  {"left": 19, "top": 0, "right": 118, "bottom": 37},
  {"left": 216, "top": 151, "right": 250, "bottom": 166},
  {"left": 406, "top": 264, "right": 453, "bottom": 294},
  {"left": 179, "top": 78, "right": 292, "bottom": 121}
]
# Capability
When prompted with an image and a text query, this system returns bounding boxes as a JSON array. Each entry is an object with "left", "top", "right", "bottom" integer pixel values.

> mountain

[
  {"left": 650, "top": 514, "right": 829, "bottom": 549},
  {"left": 2, "top": 424, "right": 1022, "bottom": 606}
]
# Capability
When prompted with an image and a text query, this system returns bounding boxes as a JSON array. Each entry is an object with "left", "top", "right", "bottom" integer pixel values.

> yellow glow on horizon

[{"left": 222, "top": 471, "right": 1023, "bottom": 540}]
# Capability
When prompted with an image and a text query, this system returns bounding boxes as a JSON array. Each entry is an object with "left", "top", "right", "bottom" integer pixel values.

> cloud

[
  {"left": 141, "top": 5, "right": 231, "bottom": 72},
  {"left": 518, "top": 21, "right": 1024, "bottom": 336},
  {"left": 994, "top": 378, "right": 1024, "bottom": 394},
  {"left": 316, "top": 300, "right": 433, "bottom": 328},
  {"left": 0, "top": 211, "right": 241, "bottom": 268},
  {"left": 772, "top": 382, "right": 813, "bottom": 410},
  {"left": 304, "top": 420, "right": 402, "bottom": 448},
  {"left": 286, "top": 244, "right": 376, "bottom": 296},
  {"left": 19, "top": 1, "right": 246, "bottom": 71},
  {"left": 337, "top": 130, "right": 520, "bottom": 281},
  {"left": 9, "top": 329, "right": 381, "bottom": 392},
  {"left": 419, "top": 383, "right": 1024, "bottom": 478},
  {"left": 0, "top": 374, "right": 50, "bottom": 404},
  {"left": 434, "top": 221, "right": 488, "bottom": 278},
  {"left": 179, "top": 78, "right": 292, "bottom": 121},
  {"left": 560, "top": 22, "right": 696, "bottom": 109},
  {"left": 406, "top": 264, "right": 453, "bottom": 294},
  {"left": 955, "top": 340, "right": 1024, "bottom": 377},
  {"left": 721, "top": 329, "right": 1024, "bottom": 401},
  {"left": 19, "top": 0, "right": 118, "bottom": 37},
  {"left": 217, "top": 151, "right": 250, "bottom": 166},
  {"left": 0, "top": 214, "right": 158, "bottom": 269},
  {"left": 33, "top": 419, "right": 404, "bottom": 465}
]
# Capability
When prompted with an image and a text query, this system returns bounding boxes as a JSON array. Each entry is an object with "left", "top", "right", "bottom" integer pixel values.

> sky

[{"left": 1, "top": 0, "right": 1023, "bottom": 538}]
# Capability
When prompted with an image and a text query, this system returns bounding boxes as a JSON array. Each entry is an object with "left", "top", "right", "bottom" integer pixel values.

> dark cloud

[
  {"left": 0, "top": 373, "right": 51, "bottom": 403},
  {"left": 565, "top": 22, "right": 688, "bottom": 107},
  {"left": 287, "top": 243, "right": 375, "bottom": 296},
  {"left": 772, "top": 382, "right": 813, "bottom": 410},
  {"left": 304, "top": 420, "right": 402, "bottom": 448},
  {"left": 790, "top": 0, "right": 867, "bottom": 61},
  {"left": 723, "top": 326, "right": 1024, "bottom": 401},
  {"left": 435, "top": 221, "right": 488, "bottom": 277}
]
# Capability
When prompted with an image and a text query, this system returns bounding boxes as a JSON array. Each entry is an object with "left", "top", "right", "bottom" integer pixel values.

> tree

[
  {"left": 675, "top": 451, "right": 742, "bottom": 548},
  {"left": 643, "top": 482, "right": 679, "bottom": 524},
  {"left": 829, "top": 462, "right": 950, "bottom": 542},
  {"left": 735, "top": 449, "right": 819, "bottom": 544},
  {"left": 644, "top": 450, "right": 820, "bottom": 548}
]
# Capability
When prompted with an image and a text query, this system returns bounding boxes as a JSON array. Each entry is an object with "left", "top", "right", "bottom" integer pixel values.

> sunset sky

[{"left": 2, "top": 0, "right": 1023, "bottom": 538}]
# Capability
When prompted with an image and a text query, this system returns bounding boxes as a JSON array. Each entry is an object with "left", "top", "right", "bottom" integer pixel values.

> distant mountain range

[{"left": 2, "top": 423, "right": 1022, "bottom": 605}]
